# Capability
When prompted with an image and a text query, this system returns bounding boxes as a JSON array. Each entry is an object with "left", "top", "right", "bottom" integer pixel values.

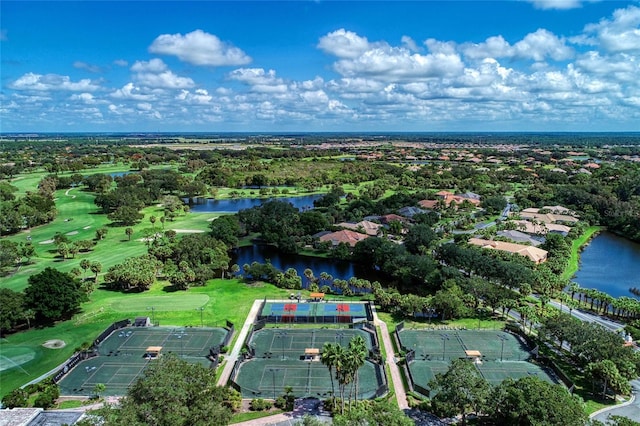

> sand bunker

[
  {"left": 66, "top": 231, "right": 79, "bottom": 236},
  {"left": 172, "top": 229, "right": 205, "bottom": 233},
  {"left": 43, "top": 339, "right": 66, "bottom": 349},
  {"left": 39, "top": 239, "right": 54, "bottom": 245}
]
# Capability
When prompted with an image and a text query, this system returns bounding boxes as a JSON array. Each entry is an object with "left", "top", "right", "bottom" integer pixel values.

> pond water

[
  {"left": 230, "top": 245, "right": 381, "bottom": 287},
  {"left": 573, "top": 231, "right": 640, "bottom": 298},
  {"left": 186, "top": 194, "right": 323, "bottom": 213}
]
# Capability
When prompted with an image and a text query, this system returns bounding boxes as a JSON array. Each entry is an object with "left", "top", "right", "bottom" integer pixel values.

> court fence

[
  {"left": 51, "top": 319, "right": 131, "bottom": 384},
  {"left": 51, "top": 319, "right": 234, "bottom": 385},
  {"left": 257, "top": 298, "right": 374, "bottom": 324},
  {"left": 506, "top": 325, "right": 575, "bottom": 392}
]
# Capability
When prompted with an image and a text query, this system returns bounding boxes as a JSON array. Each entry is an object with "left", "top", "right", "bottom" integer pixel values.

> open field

[{"left": 0, "top": 189, "right": 221, "bottom": 292}]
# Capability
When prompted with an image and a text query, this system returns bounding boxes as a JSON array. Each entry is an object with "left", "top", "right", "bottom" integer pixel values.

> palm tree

[
  {"left": 80, "top": 258, "right": 91, "bottom": 281},
  {"left": 321, "top": 342, "right": 341, "bottom": 408},
  {"left": 125, "top": 227, "right": 134, "bottom": 241},
  {"left": 303, "top": 268, "right": 315, "bottom": 289},
  {"left": 569, "top": 282, "right": 581, "bottom": 302},
  {"left": 347, "top": 336, "right": 368, "bottom": 405},
  {"left": 150, "top": 215, "right": 157, "bottom": 229},
  {"left": 90, "top": 261, "right": 102, "bottom": 283}
]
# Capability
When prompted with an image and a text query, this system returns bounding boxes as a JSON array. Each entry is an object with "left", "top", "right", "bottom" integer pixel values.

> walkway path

[
  {"left": 590, "top": 379, "right": 640, "bottom": 422},
  {"left": 371, "top": 306, "right": 408, "bottom": 409},
  {"left": 218, "top": 299, "right": 264, "bottom": 386}
]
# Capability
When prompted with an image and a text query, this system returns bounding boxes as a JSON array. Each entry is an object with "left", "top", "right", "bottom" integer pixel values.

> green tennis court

[
  {"left": 398, "top": 329, "right": 558, "bottom": 397},
  {"left": 407, "top": 359, "right": 556, "bottom": 397},
  {"left": 233, "top": 358, "right": 384, "bottom": 399},
  {"left": 57, "top": 327, "right": 227, "bottom": 396},
  {"left": 398, "top": 329, "right": 529, "bottom": 362},
  {"left": 98, "top": 327, "right": 227, "bottom": 358},
  {"left": 248, "top": 328, "right": 373, "bottom": 360}
]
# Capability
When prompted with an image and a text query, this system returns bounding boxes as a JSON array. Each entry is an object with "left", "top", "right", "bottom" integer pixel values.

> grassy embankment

[{"left": 561, "top": 225, "right": 603, "bottom": 281}]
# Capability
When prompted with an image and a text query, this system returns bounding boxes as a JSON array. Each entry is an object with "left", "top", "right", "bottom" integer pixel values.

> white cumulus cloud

[
  {"left": 582, "top": 5, "right": 640, "bottom": 53},
  {"left": 110, "top": 83, "right": 156, "bottom": 101},
  {"left": 527, "top": 0, "right": 584, "bottom": 10},
  {"left": 10, "top": 73, "right": 100, "bottom": 91},
  {"left": 228, "top": 68, "right": 288, "bottom": 93},
  {"left": 149, "top": 29, "right": 251, "bottom": 66},
  {"left": 318, "top": 29, "right": 372, "bottom": 59},
  {"left": 463, "top": 29, "right": 573, "bottom": 62}
]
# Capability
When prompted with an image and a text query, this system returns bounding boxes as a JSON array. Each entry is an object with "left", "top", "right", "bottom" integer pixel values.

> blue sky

[{"left": 1, "top": 1, "right": 640, "bottom": 132}]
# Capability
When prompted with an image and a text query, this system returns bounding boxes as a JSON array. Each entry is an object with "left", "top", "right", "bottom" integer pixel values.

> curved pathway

[{"left": 590, "top": 379, "right": 640, "bottom": 422}]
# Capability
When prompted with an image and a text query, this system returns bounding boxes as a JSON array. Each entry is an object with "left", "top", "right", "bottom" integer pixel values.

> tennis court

[
  {"left": 57, "top": 327, "right": 227, "bottom": 396},
  {"left": 233, "top": 358, "right": 384, "bottom": 399},
  {"left": 259, "top": 301, "right": 371, "bottom": 323},
  {"left": 248, "top": 328, "right": 374, "bottom": 360},
  {"left": 398, "top": 329, "right": 529, "bottom": 362},
  {"left": 397, "top": 329, "right": 557, "bottom": 397}
]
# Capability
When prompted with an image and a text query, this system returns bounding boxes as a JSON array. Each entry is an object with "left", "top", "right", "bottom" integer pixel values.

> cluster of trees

[
  {"left": 1, "top": 268, "right": 87, "bottom": 333},
  {"left": 104, "top": 233, "right": 231, "bottom": 292},
  {"left": 0, "top": 182, "right": 56, "bottom": 236},
  {"left": 321, "top": 336, "right": 369, "bottom": 415},
  {"left": 540, "top": 312, "right": 640, "bottom": 399},
  {"left": 77, "top": 355, "right": 241, "bottom": 426},
  {"left": 1, "top": 378, "right": 60, "bottom": 409},
  {"left": 428, "top": 358, "right": 588, "bottom": 425}
]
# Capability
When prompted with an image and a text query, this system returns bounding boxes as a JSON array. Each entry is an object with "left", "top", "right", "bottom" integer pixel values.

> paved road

[
  {"left": 591, "top": 379, "right": 640, "bottom": 423},
  {"left": 546, "top": 299, "right": 624, "bottom": 333}
]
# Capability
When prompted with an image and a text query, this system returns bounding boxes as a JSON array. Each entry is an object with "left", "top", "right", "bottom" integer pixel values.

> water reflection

[
  {"left": 573, "top": 232, "right": 640, "bottom": 298},
  {"left": 186, "top": 195, "right": 323, "bottom": 213}
]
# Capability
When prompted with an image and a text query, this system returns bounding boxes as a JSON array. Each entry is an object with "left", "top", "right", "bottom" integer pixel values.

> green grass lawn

[{"left": 1, "top": 188, "right": 221, "bottom": 292}]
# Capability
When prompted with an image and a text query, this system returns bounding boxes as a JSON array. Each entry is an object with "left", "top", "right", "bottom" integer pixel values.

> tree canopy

[
  {"left": 23, "top": 267, "right": 85, "bottom": 324},
  {"left": 86, "top": 355, "right": 240, "bottom": 426}
]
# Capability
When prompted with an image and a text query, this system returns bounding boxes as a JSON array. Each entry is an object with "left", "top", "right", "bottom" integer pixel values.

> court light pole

[
  {"left": 440, "top": 333, "right": 449, "bottom": 361},
  {"left": 147, "top": 306, "right": 155, "bottom": 325},
  {"left": 498, "top": 334, "right": 508, "bottom": 361},
  {"left": 277, "top": 332, "right": 288, "bottom": 360},
  {"left": 174, "top": 330, "right": 187, "bottom": 357},
  {"left": 196, "top": 307, "right": 205, "bottom": 327},
  {"left": 269, "top": 368, "right": 281, "bottom": 400}
]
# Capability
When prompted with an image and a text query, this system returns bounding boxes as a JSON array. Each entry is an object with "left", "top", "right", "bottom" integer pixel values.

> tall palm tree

[
  {"left": 321, "top": 342, "right": 340, "bottom": 407},
  {"left": 347, "top": 336, "right": 368, "bottom": 406}
]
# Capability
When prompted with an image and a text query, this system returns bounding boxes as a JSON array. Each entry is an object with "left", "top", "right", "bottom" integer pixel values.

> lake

[
  {"left": 186, "top": 194, "right": 323, "bottom": 213},
  {"left": 230, "top": 245, "right": 380, "bottom": 287},
  {"left": 573, "top": 231, "right": 640, "bottom": 298}
]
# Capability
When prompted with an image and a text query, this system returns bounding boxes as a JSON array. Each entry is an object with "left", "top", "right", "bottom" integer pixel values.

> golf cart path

[
  {"left": 371, "top": 306, "right": 409, "bottom": 409},
  {"left": 218, "top": 299, "right": 263, "bottom": 386}
]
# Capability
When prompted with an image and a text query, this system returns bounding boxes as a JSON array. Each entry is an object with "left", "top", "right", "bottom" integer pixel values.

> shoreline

[{"left": 561, "top": 225, "right": 603, "bottom": 282}]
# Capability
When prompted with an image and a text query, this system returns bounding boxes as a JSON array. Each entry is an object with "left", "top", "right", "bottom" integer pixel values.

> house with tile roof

[
  {"left": 336, "top": 220, "right": 383, "bottom": 236},
  {"left": 508, "top": 220, "right": 571, "bottom": 236},
  {"left": 496, "top": 230, "right": 543, "bottom": 246},
  {"left": 318, "top": 230, "right": 369, "bottom": 247},
  {"left": 468, "top": 238, "right": 548, "bottom": 264}
]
